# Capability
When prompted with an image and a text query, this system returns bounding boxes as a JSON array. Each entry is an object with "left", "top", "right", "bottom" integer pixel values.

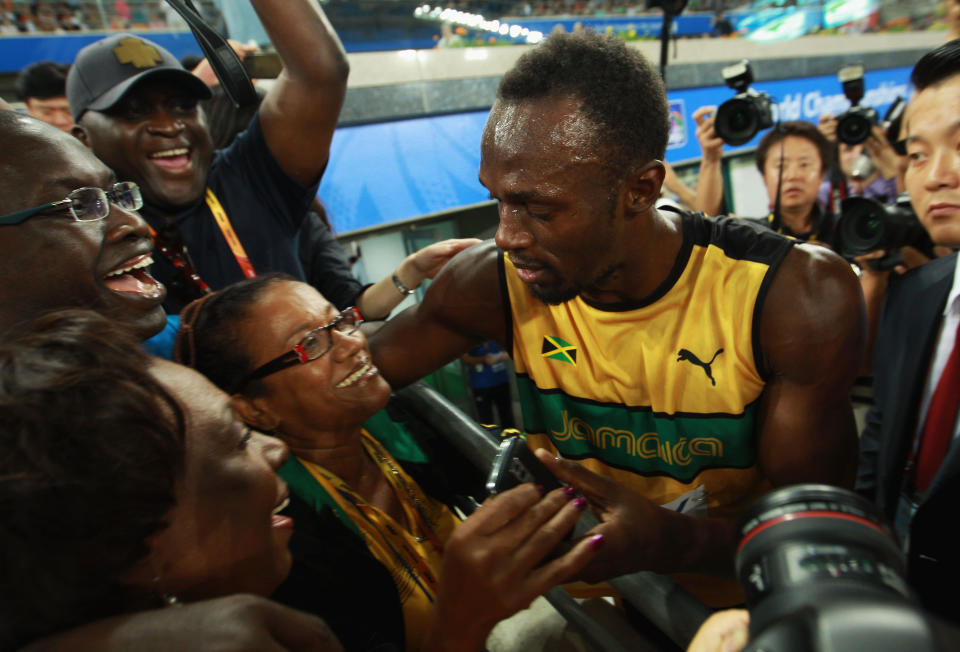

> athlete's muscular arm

[
  {"left": 369, "top": 241, "right": 508, "bottom": 388},
  {"left": 252, "top": 0, "right": 349, "bottom": 187},
  {"left": 755, "top": 243, "right": 864, "bottom": 488}
]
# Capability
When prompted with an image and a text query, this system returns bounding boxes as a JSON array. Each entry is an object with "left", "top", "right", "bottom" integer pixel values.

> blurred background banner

[{"left": 319, "top": 65, "right": 910, "bottom": 233}]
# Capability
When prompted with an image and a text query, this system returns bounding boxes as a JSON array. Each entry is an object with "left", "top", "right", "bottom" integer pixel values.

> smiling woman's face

[
  {"left": 238, "top": 281, "right": 392, "bottom": 437},
  {"left": 147, "top": 360, "right": 293, "bottom": 602}
]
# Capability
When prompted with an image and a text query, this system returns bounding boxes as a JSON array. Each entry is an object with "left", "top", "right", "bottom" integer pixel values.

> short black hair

[
  {"left": 755, "top": 120, "right": 833, "bottom": 173},
  {"left": 175, "top": 273, "right": 295, "bottom": 395},
  {"left": 497, "top": 31, "right": 669, "bottom": 168},
  {"left": 911, "top": 38, "right": 960, "bottom": 91},
  {"left": 16, "top": 61, "right": 69, "bottom": 101},
  {"left": 0, "top": 310, "right": 185, "bottom": 650}
]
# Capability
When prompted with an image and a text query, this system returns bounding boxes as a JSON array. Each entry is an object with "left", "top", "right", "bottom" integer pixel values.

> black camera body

[
  {"left": 835, "top": 64, "right": 879, "bottom": 145},
  {"left": 736, "top": 485, "right": 945, "bottom": 652},
  {"left": 837, "top": 104, "right": 879, "bottom": 145},
  {"left": 715, "top": 60, "right": 774, "bottom": 146},
  {"left": 833, "top": 194, "right": 934, "bottom": 269}
]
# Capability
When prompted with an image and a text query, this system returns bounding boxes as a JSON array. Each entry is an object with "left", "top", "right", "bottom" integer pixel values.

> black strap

[{"left": 163, "top": 0, "right": 258, "bottom": 107}]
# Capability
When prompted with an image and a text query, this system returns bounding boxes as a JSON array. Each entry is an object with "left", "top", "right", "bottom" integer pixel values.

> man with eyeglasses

[
  {"left": 0, "top": 106, "right": 351, "bottom": 652},
  {"left": 66, "top": 0, "right": 348, "bottom": 315},
  {"left": 0, "top": 110, "right": 166, "bottom": 341}
]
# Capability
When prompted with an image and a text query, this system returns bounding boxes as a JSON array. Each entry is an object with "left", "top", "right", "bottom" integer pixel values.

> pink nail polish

[
  {"left": 535, "top": 484, "right": 545, "bottom": 495},
  {"left": 573, "top": 497, "right": 587, "bottom": 510},
  {"left": 589, "top": 534, "right": 605, "bottom": 551},
  {"left": 563, "top": 485, "right": 577, "bottom": 497}
]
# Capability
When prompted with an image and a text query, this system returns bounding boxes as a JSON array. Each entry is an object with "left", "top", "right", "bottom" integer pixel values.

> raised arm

[
  {"left": 357, "top": 238, "right": 481, "bottom": 320},
  {"left": 252, "top": 0, "right": 349, "bottom": 187},
  {"left": 369, "top": 240, "right": 506, "bottom": 388},
  {"left": 692, "top": 105, "right": 725, "bottom": 216}
]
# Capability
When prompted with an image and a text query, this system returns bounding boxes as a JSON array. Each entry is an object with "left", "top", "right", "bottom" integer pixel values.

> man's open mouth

[
  {"left": 148, "top": 147, "right": 191, "bottom": 170},
  {"left": 103, "top": 254, "right": 164, "bottom": 299}
]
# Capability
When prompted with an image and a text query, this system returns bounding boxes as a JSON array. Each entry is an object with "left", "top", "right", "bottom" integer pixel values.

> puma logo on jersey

[{"left": 677, "top": 348, "right": 724, "bottom": 386}]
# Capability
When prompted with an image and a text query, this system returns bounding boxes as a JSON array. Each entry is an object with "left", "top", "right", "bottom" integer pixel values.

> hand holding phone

[{"left": 486, "top": 436, "right": 564, "bottom": 495}]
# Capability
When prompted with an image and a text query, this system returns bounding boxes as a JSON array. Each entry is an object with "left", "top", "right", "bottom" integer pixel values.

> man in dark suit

[{"left": 857, "top": 40, "right": 960, "bottom": 624}]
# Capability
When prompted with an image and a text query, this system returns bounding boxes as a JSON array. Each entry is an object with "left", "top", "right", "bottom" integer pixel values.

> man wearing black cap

[{"left": 68, "top": 0, "right": 348, "bottom": 313}]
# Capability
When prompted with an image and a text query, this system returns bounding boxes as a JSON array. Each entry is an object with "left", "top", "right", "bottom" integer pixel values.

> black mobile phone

[{"left": 486, "top": 436, "right": 564, "bottom": 495}]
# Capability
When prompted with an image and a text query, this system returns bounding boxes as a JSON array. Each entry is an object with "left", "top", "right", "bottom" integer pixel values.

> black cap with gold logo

[{"left": 66, "top": 33, "right": 212, "bottom": 122}]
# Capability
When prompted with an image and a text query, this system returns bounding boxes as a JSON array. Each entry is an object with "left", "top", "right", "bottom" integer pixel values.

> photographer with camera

[
  {"left": 816, "top": 124, "right": 900, "bottom": 208},
  {"left": 816, "top": 66, "right": 904, "bottom": 212},
  {"left": 813, "top": 67, "right": 941, "bottom": 374},
  {"left": 659, "top": 107, "right": 726, "bottom": 216},
  {"left": 685, "top": 61, "right": 776, "bottom": 219},
  {"left": 744, "top": 121, "right": 836, "bottom": 243},
  {"left": 696, "top": 61, "right": 836, "bottom": 241},
  {"left": 674, "top": 61, "right": 775, "bottom": 219},
  {"left": 857, "top": 39, "right": 960, "bottom": 626},
  {"left": 679, "top": 104, "right": 726, "bottom": 217}
]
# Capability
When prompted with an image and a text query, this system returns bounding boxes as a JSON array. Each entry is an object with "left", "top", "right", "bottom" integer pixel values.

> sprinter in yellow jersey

[{"left": 370, "top": 31, "right": 865, "bottom": 608}]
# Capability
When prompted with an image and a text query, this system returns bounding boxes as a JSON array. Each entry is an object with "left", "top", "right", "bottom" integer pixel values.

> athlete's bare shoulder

[
  {"left": 760, "top": 242, "right": 864, "bottom": 380},
  {"left": 420, "top": 239, "right": 503, "bottom": 330}
]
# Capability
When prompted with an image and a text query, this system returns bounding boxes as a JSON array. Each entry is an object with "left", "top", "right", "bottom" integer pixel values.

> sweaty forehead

[{"left": 484, "top": 96, "right": 604, "bottom": 160}]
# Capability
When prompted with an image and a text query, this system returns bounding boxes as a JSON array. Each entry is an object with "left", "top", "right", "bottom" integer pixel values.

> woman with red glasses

[{"left": 174, "top": 274, "right": 604, "bottom": 651}]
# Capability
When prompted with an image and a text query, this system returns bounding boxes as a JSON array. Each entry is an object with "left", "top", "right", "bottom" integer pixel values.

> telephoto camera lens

[
  {"left": 735, "top": 485, "right": 946, "bottom": 652},
  {"left": 834, "top": 196, "right": 934, "bottom": 264}
]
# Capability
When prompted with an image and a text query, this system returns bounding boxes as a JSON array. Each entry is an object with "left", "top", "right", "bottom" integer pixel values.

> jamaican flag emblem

[{"left": 541, "top": 335, "right": 577, "bottom": 365}]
